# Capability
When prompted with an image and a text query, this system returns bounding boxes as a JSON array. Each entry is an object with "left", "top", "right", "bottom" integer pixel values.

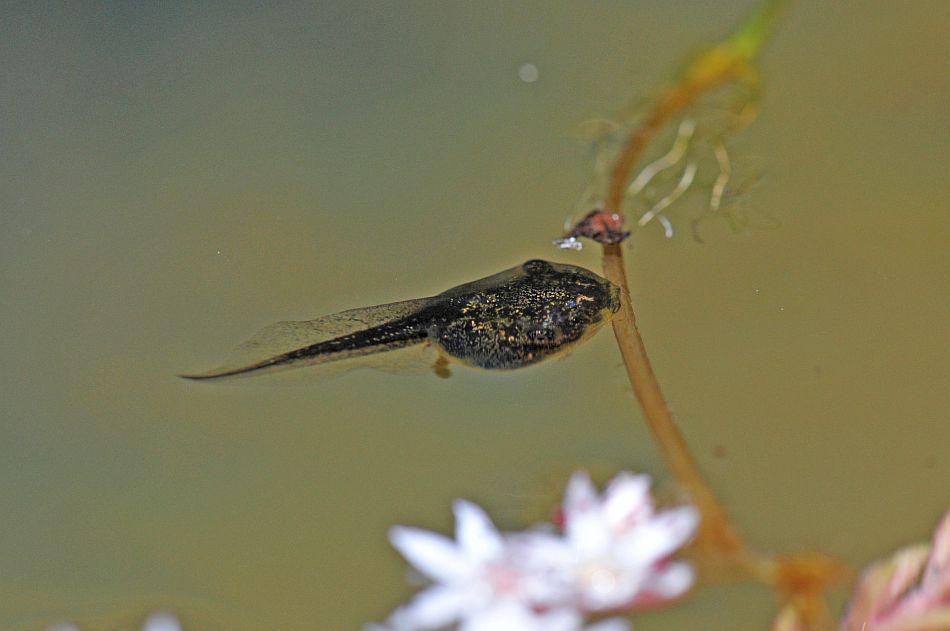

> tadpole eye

[{"left": 522, "top": 259, "right": 553, "bottom": 275}]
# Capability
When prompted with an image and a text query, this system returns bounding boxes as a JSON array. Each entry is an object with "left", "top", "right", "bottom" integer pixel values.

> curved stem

[
  {"left": 594, "top": 3, "right": 849, "bottom": 623},
  {"left": 601, "top": 0, "right": 790, "bottom": 572},
  {"left": 602, "top": 244, "right": 745, "bottom": 560}
]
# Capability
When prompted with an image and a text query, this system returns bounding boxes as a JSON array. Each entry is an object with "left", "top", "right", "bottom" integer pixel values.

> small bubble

[
  {"left": 553, "top": 236, "right": 583, "bottom": 251},
  {"left": 518, "top": 63, "right": 539, "bottom": 83}
]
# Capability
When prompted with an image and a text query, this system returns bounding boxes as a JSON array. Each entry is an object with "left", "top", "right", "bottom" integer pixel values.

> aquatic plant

[{"left": 371, "top": 1, "right": 950, "bottom": 630}]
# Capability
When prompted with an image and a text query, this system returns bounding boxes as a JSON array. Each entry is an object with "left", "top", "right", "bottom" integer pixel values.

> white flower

[
  {"left": 386, "top": 499, "right": 563, "bottom": 631},
  {"left": 375, "top": 471, "right": 697, "bottom": 631},
  {"left": 368, "top": 610, "right": 628, "bottom": 631},
  {"left": 560, "top": 471, "right": 699, "bottom": 611}
]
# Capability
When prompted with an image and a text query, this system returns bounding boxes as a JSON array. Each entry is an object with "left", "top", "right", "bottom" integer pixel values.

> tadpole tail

[{"left": 179, "top": 307, "right": 433, "bottom": 382}]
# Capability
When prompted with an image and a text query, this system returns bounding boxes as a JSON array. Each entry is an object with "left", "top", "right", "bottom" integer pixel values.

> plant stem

[
  {"left": 601, "top": 0, "right": 789, "bottom": 568},
  {"left": 601, "top": 244, "right": 745, "bottom": 558},
  {"left": 597, "top": 3, "right": 849, "bottom": 620}
]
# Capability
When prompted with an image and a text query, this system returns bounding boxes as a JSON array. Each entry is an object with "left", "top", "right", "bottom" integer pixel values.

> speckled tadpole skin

[
  {"left": 181, "top": 260, "right": 620, "bottom": 380},
  {"left": 432, "top": 259, "right": 620, "bottom": 369}
]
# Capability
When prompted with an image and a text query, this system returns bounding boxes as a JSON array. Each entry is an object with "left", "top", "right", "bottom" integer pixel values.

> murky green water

[{"left": 3, "top": 2, "right": 948, "bottom": 629}]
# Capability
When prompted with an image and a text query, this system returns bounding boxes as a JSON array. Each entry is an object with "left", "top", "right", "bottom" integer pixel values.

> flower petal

[
  {"left": 616, "top": 507, "right": 699, "bottom": 566},
  {"left": 389, "top": 526, "right": 470, "bottom": 583},
  {"left": 923, "top": 511, "right": 950, "bottom": 588},
  {"left": 454, "top": 500, "right": 504, "bottom": 562},
  {"left": 603, "top": 473, "right": 652, "bottom": 530},
  {"left": 508, "top": 531, "right": 576, "bottom": 604},
  {"left": 564, "top": 471, "right": 598, "bottom": 516},
  {"left": 567, "top": 509, "right": 611, "bottom": 557},
  {"left": 840, "top": 543, "right": 931, "bottom": 630},
  {"left": 563, "top": 473, "right": 612, "bottom": 556},
  {"left": 389, "top": 584, "right": 469, "bottom": 630},
  {"left": 641, "top": 560, "right": 695, "bottom": 600},
  {"left": 886, "top": 607, "right": 950, "bottom": 631},
  {"left": 460, "top": 600, "right": 549, "bottom": 631}
]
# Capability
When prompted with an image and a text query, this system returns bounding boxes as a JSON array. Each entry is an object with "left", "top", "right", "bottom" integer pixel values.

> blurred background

[{"left": 2, "top": 2, "right": 948, "bottom": 629}]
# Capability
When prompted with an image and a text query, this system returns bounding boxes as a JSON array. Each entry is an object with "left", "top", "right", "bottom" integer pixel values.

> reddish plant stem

[
  {"left": 596, "top": 4, "right": 848, "bottom": 621},
  {"left": 599, "top": 9, "right": 768, "bottom": 567},
  {"left": 602, "top": 244, "right": 745, "bottom": 559}
]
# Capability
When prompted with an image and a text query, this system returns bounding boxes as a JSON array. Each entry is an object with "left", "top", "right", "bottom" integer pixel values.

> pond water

[{"left": 2, "top": 2, "right": 948, "bottom": 630}]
